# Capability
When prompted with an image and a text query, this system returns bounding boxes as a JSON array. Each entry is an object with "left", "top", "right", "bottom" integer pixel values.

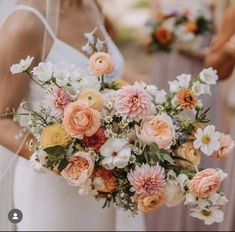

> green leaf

[
  {"left": 58, "top": 158, "right": 69, "bottom": 172},
  {"left": 44, "top": 145, "right": 67, "bottom": 156}
]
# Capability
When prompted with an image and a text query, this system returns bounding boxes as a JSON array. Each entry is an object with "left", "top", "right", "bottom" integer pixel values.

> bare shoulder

[{"left": 0, "top": 9, "right": 45, "bottom": 59}]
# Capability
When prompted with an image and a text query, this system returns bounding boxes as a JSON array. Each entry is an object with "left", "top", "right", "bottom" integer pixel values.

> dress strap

[{"left": 10, "top": 4, "right": 57, "bottom": 41}]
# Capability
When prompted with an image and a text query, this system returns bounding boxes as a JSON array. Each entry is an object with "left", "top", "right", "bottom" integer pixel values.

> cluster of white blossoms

[{"left": 168, "top": 68, "right": 218, "bottom": 96}]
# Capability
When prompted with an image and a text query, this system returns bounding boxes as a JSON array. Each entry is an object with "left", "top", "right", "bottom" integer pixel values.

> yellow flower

[
  {"left": 40, "top": 124, "right": 72, "bottom": 148},
  {"left": 78, "top": 88, "right": 104, "bottom": 111},
  {"left": 111, "top": 79, "right": 129, "bottom": 89}
]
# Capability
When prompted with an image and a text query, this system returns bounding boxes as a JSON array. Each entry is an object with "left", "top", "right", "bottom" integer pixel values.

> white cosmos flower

[
  {"left": 155, "top": 89, "right": 167, "bottom": 104},
  {"left": 78, "top": 178, "right": 104, "bottom": 196},
  {"left": 191, "top": 207, "right": 224, "bottom": 225},
  {"left": 32, "top": 62, "right": 53, "bottom": 82},
  {"left": 192, "top": 81, "right": 205, "bottom": 96},
  {"left": 168, "top": 80, "right": 180, "bottom": 93},
  {"left": 209, "top": 192, "right": 228, "bottom": 206},
  {"left": 176, "top": 74, "right": 191, "bottom": 88},
  {"left": 29, "top": 150, "right": 47, "bottom": 173},
  {"left": 199, "top": 68, "right": 218, "bottom": 85},
  {"left": 100, "top": 138, "right": 131, "bottom": 169},
  {"left": 10, "top": 56, "right": 34, "bottom": 74},
  {"left": 193, "top": 125, "right": 220, "bottom": 156}
]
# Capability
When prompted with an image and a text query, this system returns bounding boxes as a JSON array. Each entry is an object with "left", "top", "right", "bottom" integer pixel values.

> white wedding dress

[{"left": 0, "top": 3, "right": 146, "bottom": 231}]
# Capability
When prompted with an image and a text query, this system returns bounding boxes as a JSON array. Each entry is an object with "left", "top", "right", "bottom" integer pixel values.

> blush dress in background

[{"left": 146, "top": 0, "right": 224, "bottom": 231}]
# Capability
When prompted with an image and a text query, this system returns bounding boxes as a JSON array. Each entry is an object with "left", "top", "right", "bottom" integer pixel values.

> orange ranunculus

[
  {"left": 88, "top": 52, "right": 114, "bottom": 76},
  {"left": 63, "top": 100, "right": 101, "bottom": 139}
]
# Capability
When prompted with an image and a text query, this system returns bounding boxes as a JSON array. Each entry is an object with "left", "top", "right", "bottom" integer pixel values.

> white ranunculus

[
  {"left": 176, "top": 74, "right": 191, "bottom": 88},
  {"left": 32, "top": 62, "right": 53, "bottom": 82},
  {"left": 155, "top": 89, "right": 167, "bottom": 104},
  {"left": 164, "top": 183, "right": 185, "bottom": 207},
  {"left": 10, "top": 56, "right": 34, "bottom": 74},
  {"left": 192, "top": 81, "right": 205, "bottom": 96},
  {"left": 100, "top": 138, "right": 131, "bottom": 169},
  {"left": 168, "top": 80, "right": 180, "bottom": 93},
  {"left": 199, "top": 68, "right": 218, "bottom": 85}
]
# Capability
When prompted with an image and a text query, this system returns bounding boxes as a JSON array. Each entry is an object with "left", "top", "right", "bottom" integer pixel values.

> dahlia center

[
  {"left": 185, "top": 94, "right": 193, "bottom": 103},
  {"left": 202, "top": 135, "right": 211, "bottom": 144},
  {"left": 202, "top": 209, "right": 211, "bottom": 217}
]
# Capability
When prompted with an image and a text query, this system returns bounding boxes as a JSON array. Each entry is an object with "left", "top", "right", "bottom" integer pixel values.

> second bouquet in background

[
  {"left": 7, "top": 29, "right": 233, "bottom": 226},
  {"left": 146, "top": 6, "right": 211, "bottom": 52}
]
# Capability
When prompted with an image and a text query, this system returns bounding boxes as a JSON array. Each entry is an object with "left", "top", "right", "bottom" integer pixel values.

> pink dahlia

[
  {"left": 128, "top": 163, "right": 165, "bottom": 196},
  {"left": 115, "top": 84, "right": 156, "bottom": 121},
  {"left": 43, "top": 87, "right": 71, "bottom": 117}
]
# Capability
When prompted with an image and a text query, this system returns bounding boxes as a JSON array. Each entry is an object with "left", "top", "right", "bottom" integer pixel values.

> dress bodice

[{"left": 10, "top": 4, "right": 124, "bottom": 109}]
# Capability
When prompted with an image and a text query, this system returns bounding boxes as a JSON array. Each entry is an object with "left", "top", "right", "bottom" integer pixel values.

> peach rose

[
  {"left": 212, "top": 134, "right": 234, "bottom": 160},
  {"left": 78, "top": 88, "right": 104, "bottom": 111},
  {"left": 88, "top": 52, "right": 114, "bottom": 76},
  {"left": 135, "top": 191, "right": 165, "bottom": 212},
  {"left": 63, "top": 100, "right": 101, "bottom": 139},
  {"left": 61, "top": 152, "right": 94, "bottom": 186},
  {"left": 175, "top": 142, "right": 201, "bottom": 169},
  {"left": 188, "top": 169, "right": 222, "bottom": 198},
  {"left": 136, "top": 114, "right": 175, "bottom": 149}
]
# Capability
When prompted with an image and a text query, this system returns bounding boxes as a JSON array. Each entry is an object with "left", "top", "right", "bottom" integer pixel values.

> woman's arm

[
  {"left": 205, "top": 6, "right": 235, "bottom": 79},
  {"left": 0, "top": 11, "right": 43, "bottom": 159}
]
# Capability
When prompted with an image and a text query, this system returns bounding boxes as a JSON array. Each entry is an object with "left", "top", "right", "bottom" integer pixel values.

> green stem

[
  {"left": 100, "top": 75, "right": 105, "bottom": 91},
  {"left": 26, "top": 70, "right": 47, "bottom": 90}
]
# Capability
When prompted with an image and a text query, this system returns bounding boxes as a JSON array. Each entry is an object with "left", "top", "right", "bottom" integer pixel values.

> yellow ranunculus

[
  {"left": 78, "top": 88, "right": 104, "bottom": 111},
  {"left": 40, "top": 124, "right": 72, "bottom": 148}
]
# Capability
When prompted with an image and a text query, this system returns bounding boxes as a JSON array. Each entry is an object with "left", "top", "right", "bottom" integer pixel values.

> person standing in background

[
  {"left": 146, "top": 0, "right": 229, "bottom": 231},
  {"left": 205, "top": 3, "right": 235, "bottom": 230}
]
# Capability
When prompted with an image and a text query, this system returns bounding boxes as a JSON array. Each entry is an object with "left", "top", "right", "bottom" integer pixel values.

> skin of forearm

[
  {"left": 0, "top": 118, "right": 34, "bottom": 159},
  {"left": 205, "top": 49, "right": 235, "bottom": 80}
]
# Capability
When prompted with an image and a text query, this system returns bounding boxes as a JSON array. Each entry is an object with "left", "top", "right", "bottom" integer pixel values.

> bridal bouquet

[
  {"left": 8, "top": 30, "right": 233, "bottom": 225},
  {"left": 146, "top": 8, "right": 211, "bottom": 52}
]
